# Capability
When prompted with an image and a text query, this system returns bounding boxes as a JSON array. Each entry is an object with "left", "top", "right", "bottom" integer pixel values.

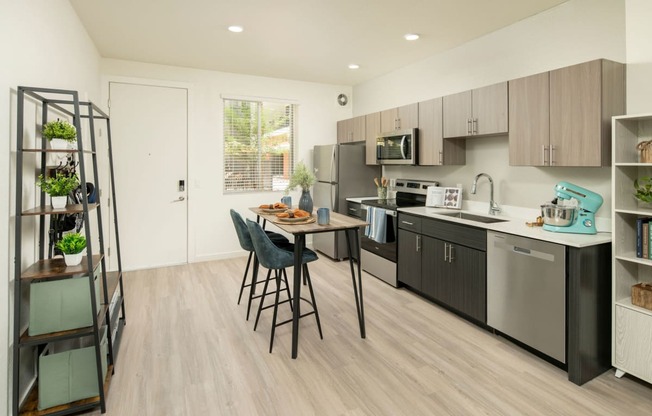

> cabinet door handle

[
  {"left": 550, "top": 145, "right": 555, "bottom": 166},
  {"left": 402, "top": 221, "right": 414, "bottom": 226},
  {"left": 472, "top": 118, "right": 478, "bottom": 134},
  {"left": 443, "top": 243, "right": 449, "bottom": 262},
  {"left": 542, "top": 145, "right": 549, "bottom": 165},
  {"left": 416, "top": 235, "right": 421, "bottom": 252},
  {"left": 467, "top": 119, "right": 472, "bottom": 135},
  {"left": 449, "top": 244, "right": 454, "bottom": 263},
  {"left": 439, "top": 151, "right": 443, "bottom": 165}
]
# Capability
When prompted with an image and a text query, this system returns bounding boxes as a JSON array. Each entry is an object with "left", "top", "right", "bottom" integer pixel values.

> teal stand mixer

[{"left": 541, "top": 181, "right": 603, "bottom": 235}]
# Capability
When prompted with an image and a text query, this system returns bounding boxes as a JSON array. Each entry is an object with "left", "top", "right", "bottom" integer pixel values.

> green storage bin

[
  {"left": 38, "top": 326, "right": 108, "bottom": 410},
  {"left": 29, "top": 266, "right": 101, "bottom": 336}
]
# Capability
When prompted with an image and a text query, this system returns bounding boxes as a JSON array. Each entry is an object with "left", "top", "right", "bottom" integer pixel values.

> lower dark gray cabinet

[
  {"left": 398, "top": 213, "right": 487, "bottom": 323},
  {"left": 398, "top": 229, "right": 422, "bottom": 289}
]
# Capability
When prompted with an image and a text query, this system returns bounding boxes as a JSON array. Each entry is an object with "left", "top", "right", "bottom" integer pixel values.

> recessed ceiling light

[
  {"left": 404, "top": 33, "right": 420, "bottom": 41},
  {"left": 228, "top": 25, "right": 244, "bottom": 33},
  {"left": 348, "top": 64, "right": 360, "bottom": 70}
]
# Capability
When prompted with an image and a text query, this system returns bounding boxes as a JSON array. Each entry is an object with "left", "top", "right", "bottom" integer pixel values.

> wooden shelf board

[
  {"left": 615, "top": 253, "right": 652, "bottom": 265},
  {"left": 20, "top": 304, "right": 110, "bottom": 346},
  {"left": 21, "top": 255, "right": 103, "bottom": 281},
  {"left": 615, "top": 298, "right": 652, "bottom": 317},
  {"left": 614, "top": 208, "right": 652, "bottom": 216},
  {"left": 19, "top": 365, "right": 113, "bottom": 416},
  {"left": 21, "top": 148, "right": 95, "bottom": 154},
  {"left": 22, "top": 203, "right": 98, "bottom": 216},
  {"left": 105, "top": 271, "right": 122, "bottom": 301}
]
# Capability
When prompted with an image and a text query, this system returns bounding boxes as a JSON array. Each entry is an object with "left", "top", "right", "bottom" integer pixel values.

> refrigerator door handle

[{"left": 330, "top": 145, "right": 336, "bottom": 183}]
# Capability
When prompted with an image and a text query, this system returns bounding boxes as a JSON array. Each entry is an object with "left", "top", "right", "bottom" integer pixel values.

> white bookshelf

[{"left": 612, "top": 114, "right": 652, "bottom": 383}]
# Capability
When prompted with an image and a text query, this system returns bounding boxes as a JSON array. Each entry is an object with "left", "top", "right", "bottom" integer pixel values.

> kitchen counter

[
  {"left": 346, "top": 196, "right": 377, "bottom": 203},
  {"left": 398, "top": 206, "right": 611, "bottom": 248}
]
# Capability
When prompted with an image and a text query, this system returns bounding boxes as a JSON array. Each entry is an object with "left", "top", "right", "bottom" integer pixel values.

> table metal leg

[
  {"left": 345, "top": 229, "right": 366, "bottom": 338},
  {"left": 291, "top": 234, "right": 304, "bottom": 358}
]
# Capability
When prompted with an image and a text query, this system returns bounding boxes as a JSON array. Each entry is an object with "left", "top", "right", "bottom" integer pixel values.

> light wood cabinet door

[
  {"left": 380, "top": 108, "right": 398, "bottom": 132},
  {"left": 509, "top": 72, "right": 550, "bottom": 166},
  {"left": 380, "top": 103, "right": 419, "bottom": 132},
  {"left": 550, "top": 60, "right": 603, "bottom": 167},
  {"left": 365, "top": 112, "right": 381, "bottom": 165},
  {"left": 443, "top": 90, "right": 473, "bottom": 138},
  {"left": 473, "top": 82, "right": 508, "bottom": 136},
  {"left": 418, "top": 97, "right": 465, "bottom": 166},
  {"left": 397, "top": 103, "right": 419, "bottom": 130},
  {"left": 337, "top": 119, "right": 350, "bottom": 143},
  {"left": 337, "top": 116, "right": 366, "bottom": 143}
]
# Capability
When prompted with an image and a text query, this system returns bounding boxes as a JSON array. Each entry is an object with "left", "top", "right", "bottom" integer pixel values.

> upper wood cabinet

[
  {"left": 549, "top": 59, "right": 624, "bottom": 167},
  {"left": 337, "top": 115, "right": 366, "bottom": 143},
  {"left": 380, "top": 103, "right": 419, "bottom": 132},
  {"left": 418, "top": 97, "right": 465, "bottom": 166},
  {"left": 509, "top": 72, "right": 550, "bottom": 166},
  {"left": 510, "top": 59, "right": 625, "bottom": 167},
  {"left": 365, "top": 111, "right": 381, "bottom": 165},
  {"left": 443, "top": 82, "right": 508, "bottom": 138}
]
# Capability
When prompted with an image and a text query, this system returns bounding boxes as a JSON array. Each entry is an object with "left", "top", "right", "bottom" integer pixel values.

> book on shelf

[{"left": 636, "top": 217, "right": 652, "bottom": 258}]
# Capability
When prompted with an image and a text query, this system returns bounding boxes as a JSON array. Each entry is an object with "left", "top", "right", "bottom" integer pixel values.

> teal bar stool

[
  {"left": 246, "top": 219, "right": 323, "bottom": 353},
  {"left": 229, "top": 209, "right": 290, "bottom": 320}
]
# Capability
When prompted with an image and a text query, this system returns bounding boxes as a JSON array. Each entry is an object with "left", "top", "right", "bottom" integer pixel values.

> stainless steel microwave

[{"left": 376, "top": 128, "right": 417, "bottom": 165}]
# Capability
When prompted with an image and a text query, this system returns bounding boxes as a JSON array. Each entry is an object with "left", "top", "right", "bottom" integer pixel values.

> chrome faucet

[{"left": 471, "top": 173, "right": 501, "bottom": 215}]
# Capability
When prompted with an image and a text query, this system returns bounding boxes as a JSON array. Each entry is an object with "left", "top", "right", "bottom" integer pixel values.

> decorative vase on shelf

[
  {"left": 49, "top": 138, "right": 70, "bottom": 150},
  {"left": 63, "top": 252, "right": 83, "bottom": 266},
  {"left": 51, "top": 196, "right": 67, "bottom": 209},
  {"left": 299, "top": 189, "right": 313, "bottom": 214}
]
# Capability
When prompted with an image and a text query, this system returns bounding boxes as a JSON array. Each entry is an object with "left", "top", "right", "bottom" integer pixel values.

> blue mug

[
  {"left": 281, "top": 196, "right": 292, "bottom": 208},
  {"left": 317, "top": 207, "right": 330, "bottom": 225}
]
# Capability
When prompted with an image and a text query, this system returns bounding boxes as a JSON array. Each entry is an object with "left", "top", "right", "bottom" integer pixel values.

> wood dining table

[{"left": 250, "top": 207, "right": 368, "bottom": 358}]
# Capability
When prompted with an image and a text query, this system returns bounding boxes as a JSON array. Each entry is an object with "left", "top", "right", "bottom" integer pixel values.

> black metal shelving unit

[{"left": 12, "top": 86, "right": 126, "bottom": 415}]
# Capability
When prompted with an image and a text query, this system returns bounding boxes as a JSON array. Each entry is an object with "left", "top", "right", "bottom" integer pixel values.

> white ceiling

[{"left": 69, "top": 0, "right": 567, "bottom": 86}]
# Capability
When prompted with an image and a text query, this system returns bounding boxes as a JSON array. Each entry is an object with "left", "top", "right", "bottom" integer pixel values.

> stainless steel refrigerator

[{"left": 312, "top": 142, "right": 380, "bottom": 260}]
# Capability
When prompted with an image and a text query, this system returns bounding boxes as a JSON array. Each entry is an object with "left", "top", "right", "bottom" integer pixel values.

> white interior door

[{"left": 109, "top": 82, "right": 188, "bottom": 270}]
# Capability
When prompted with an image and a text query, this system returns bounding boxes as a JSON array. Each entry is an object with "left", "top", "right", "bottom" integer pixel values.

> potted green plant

[
  {"left": 286, "top": 161, "right": 317, "bottom": 213},
  {"left": 36, "top": 172, "right": 79, "bottom": 209},
  {"left": 55, "top": 232, "right": 87, "bottom": 266},
  {"left": 634, "top": 176, "right": 652, "bottom": 204},
  {"left": 42, "top": 119, "right": 77, "bottom": 150}
]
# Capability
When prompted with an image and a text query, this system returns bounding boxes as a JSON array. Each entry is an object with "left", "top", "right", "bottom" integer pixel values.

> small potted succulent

[
  {"left": 286, "top": 161, "right": 317, "bottom": 213},
  {"left": 55, "top": 232, "right": 87, "bottom": 266},
  {"left": 36, "top": 172, "right": 79, "bottom": 209},
  {"left": 42, "top": 119, "right": 77, "bottom": 150}
]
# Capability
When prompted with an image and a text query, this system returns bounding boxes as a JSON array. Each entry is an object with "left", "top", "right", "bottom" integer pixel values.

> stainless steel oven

[{"left": 360, "top": 179, "right": 437, "bottom": 287}]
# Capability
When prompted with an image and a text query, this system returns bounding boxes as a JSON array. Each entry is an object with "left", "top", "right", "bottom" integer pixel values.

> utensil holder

[{"left": 377, "top": 187, "right": 387, "bottom": 201}]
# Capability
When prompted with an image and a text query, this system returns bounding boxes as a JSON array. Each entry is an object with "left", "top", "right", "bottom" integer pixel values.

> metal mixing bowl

[{"left": 541, "top": 204, "right": 576, "bottom": 227}]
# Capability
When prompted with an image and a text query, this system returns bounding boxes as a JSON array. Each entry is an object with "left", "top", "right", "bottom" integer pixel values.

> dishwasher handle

[{"left": 513, "top": 246, "right": 531, "bottom": 255}]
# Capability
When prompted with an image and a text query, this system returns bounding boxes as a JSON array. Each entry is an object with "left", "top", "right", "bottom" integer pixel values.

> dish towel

[{"left": 365, "top": 207, "right": 387, "bottom": 244}]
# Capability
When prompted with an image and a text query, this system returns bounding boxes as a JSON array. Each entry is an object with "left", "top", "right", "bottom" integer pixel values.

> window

[{"left": 223, "top": 98, "right": 296, "bottom": 192}]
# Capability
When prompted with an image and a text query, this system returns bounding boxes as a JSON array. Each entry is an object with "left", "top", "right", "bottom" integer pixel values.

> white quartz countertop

[
  {"left": 398, "top": 206, "right": 612, "bottom": 248},
  {"left": 346, "top": 197, "right": 377, "bottom": 203}
]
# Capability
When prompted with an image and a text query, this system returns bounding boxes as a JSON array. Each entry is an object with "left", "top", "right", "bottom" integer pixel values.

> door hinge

[
  {"left": 108, "top": 247, "right": 111, "bottom": 256},
  {"left": 107, "top": 99, "right": 111, "bottom": 109}
]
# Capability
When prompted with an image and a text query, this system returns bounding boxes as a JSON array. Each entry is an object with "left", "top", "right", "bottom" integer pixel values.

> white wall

[
  {"left": 626, "top": 0, "right": 652, "bottom": 114},
  {"left": 353, "top": 0, "right": 626, "bottom": 215},
  {"left": 0, "top": 0, "right": 101, "bottom": 412},
  {"left": 100, "top": 59, "right": 352, "bottom": 262}
]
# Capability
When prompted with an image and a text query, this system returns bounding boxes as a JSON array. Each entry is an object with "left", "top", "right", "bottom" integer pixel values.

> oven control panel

[{"left": 394, "top": 179, "right": 439, "bottom": 195}]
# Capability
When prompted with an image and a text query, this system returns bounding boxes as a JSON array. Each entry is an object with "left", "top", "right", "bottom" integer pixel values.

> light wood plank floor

[{"left": 92, "top": 256, "right": 652, "bottom": 415}]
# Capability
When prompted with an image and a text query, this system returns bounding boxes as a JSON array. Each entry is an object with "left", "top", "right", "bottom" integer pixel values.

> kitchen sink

[{"left": 438, "top": 212, "right": 509, "bottom": 224}]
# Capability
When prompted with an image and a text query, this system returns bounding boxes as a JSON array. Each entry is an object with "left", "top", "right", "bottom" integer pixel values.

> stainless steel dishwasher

[{"left": 487, "top": 231, "right": 566, "bottom": 363}]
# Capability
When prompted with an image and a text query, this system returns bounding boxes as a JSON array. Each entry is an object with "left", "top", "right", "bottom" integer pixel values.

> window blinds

[{"left": 223, "top": 99, "right": 296, "bottom": 192}]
